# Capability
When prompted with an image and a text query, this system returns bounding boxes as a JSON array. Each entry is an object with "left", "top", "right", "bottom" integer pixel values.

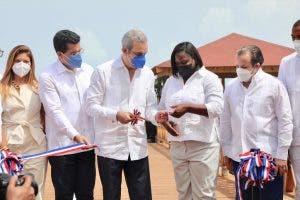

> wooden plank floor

[{"left": 43, "top": 143, "right": 295, "bottom": 200}]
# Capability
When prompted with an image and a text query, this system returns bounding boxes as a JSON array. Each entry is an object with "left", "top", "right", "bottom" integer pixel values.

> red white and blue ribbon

[
  {"left": 237, "top": 149, "right": 276, "bottom": 200},
  {"left": 0, "top": 143, "right": 96, "bottom": 175},
  {"left": 0, "top": 150, "right": 23, "bottom": 175}
]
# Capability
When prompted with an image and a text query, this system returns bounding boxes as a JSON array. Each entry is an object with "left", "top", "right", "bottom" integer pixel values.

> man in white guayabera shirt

[
  {"left": 278, "top": 19, "right": 300, "bottom": 200},
  {"left": 84, "top": 29, "right": 167, "bottom": 200},
  {"left": 39, "top": 30, "right": 95, "bottom": 200},
  {"left": 220, "top": 45, "right": 293, "bottom": 200}
]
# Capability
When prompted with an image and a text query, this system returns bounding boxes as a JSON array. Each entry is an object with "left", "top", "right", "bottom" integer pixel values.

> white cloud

[
  {"left": 196, "top": 1, "right": 300, "bottom": 48},
  {"left": 198, "top": 7, "right": 236, "bottom": 44},
  {"left": 74, "top": 28, "right": 108, "bottom": 67}
]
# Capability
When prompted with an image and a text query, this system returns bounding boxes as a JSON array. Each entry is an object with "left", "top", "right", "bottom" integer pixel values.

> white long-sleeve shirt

[
  {"left": 278, "top": 52, "right": 300, "bottom": 146},
  {"left": 39, "top": 60, "right": 94, "bottom": 150},
  {"left": 220, "top": 68, "right": 293, "bottom": 162},
  {"left": 158, "top": 66, "right": 223, "bottom": 143},
  {"left": 84, "top": 57, "right": 158, "bottom": 161}
]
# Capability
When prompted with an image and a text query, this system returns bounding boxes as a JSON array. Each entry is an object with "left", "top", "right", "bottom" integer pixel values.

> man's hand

[
  {"left": 275, "top": 158, "right": 288, "bottom": 176},
  {"left": 155, "top": 111, "right": 168, "bottom": 123},
  {"left": 170, "top": 104, "right": 188, "bottom": 118},
  {"left": 73, "top": 134, "right": 91, "bottom": 145},
  {"left": 116, "top": 111, "right": 134, "bottom": 124},
  {"left": 223, "top": 156, "right": 234, "bottom": 174},
  {"left": 6, "top": 175, "right": 35, "bottom": 200}
]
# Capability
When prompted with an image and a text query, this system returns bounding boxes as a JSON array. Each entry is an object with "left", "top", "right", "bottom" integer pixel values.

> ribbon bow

[{"left": 237, "top": 149, "right": 276, "bottom": 200}]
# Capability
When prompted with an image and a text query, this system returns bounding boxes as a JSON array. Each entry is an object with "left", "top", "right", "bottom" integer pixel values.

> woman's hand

[
  {"left": 161, "top": 121, "right": 180, "bottom": 136},
  {"left": 170, "top": 104, "right": 188, "bottom": 118}
]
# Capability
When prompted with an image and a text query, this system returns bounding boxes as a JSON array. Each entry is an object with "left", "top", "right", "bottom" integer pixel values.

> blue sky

[{"left": 0, "top": 0, "right": 299, "bottom": 73}]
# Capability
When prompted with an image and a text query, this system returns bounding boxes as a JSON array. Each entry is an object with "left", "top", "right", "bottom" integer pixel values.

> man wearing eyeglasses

[
  {"left": 39, "top": 30, "right": 95, "bottom": 200},
  {"left": 85, "top": 29, "right": 167, "bottom": 200}
]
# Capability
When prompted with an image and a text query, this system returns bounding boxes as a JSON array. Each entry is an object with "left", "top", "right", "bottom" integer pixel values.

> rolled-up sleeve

[
  {"left": 204, "top": 74, "right": 224, "bottom": 119},
  {"left": 274, "top": 82, "right": 293, "bottom": 160},
  {"left": 39, "top": 74, "right": 79, "bottom": 140},
  {"left": 84, "top": 69, "right": 117, "bottom": 121}
]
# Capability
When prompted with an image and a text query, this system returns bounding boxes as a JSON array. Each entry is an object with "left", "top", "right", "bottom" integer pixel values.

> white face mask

[
  {"left": 236, "top": 67, "right": 253, "bottom": 82},
  {"left": 12, "top": 61, "right": 31, "bottom": 77},
  {"left": 293, "top": 40, "right": 300, "bottom": 54}
]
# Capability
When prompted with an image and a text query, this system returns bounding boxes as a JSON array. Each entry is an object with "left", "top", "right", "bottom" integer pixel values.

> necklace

[{"left": 11, "top": 81, "right": 20, "bottom": 89}]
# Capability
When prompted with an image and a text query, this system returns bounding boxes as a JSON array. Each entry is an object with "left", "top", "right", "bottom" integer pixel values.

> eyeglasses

[
  {"left": 0, "top": 49, "right": 3, "bottom": 57},
  {"left": 70, "top": 48, "right": 84, "bottom": 56}
]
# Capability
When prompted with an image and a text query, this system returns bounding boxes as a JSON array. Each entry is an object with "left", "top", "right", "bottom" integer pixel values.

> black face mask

[{"left": 177, "top": 65, "right": 199, "bottom": 82}]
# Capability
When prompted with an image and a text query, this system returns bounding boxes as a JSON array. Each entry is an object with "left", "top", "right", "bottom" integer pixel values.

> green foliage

[{"left": 154, "top": 75, "right": 169, "bottom": 100}]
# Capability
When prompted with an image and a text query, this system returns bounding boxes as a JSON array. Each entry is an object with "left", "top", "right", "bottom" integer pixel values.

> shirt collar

[
  {"left": 113, "top": 56, "right": 126, "bottom": 69},
  {"left": 198, "top": 66, "right": 207, "bottom": 76},
  {"left": 251, "top": 67, "right": 264, "bottom": 83},
  {"left": 55, "top": 59, "right": 83, "bottom": 75},
  {"left": 189, "top": 66, "right": 207, "bottom": 79}
]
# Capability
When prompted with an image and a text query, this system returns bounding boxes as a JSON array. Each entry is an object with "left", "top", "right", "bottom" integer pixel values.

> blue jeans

[{"left": 232, "top": 160, "right": 283, "bottom": 200}]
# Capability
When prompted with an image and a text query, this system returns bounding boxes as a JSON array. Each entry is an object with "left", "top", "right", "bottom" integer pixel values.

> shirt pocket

[
  {"left": 185, "top": 87, "right": 205, "bottom": 123},
  {"left": 105, "top": 85, "right": 122, "bottom": 107},
  {"left": 58, "top": 83, "right": 78, "bottom": 103},
  {"left": 187, "top": 86, "right": 205, "bottom": 104},
  {"left": 133, "top": 82, "right": 148, "bottom": 107}
]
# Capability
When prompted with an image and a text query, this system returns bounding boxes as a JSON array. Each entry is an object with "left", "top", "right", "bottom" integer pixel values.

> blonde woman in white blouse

[{"left": 0, "top": 45, "right": 47, "bottom": 200}]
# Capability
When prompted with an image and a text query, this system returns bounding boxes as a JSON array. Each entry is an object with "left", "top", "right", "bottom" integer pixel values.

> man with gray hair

[
  {"left": 220, "top": 45, "right": 293, "bottom": 199},
  {"left": 85, "top": 29, "right": 167, "bottom": 200}
]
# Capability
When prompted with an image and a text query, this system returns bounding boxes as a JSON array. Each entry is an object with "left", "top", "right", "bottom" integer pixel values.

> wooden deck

[{"left": 43, "top": 143, "right": 295, "bottom": 200}]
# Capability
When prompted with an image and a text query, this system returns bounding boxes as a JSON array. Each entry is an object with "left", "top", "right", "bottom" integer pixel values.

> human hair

[
  {"left": 0, "top": 45, "right": 38, "bottom": 99},
  {"left": 122, "top": 29, "right": 148, "bottom": 50},
  {"left": 53, "top": 30, "right": 80, "bottom": 53},
  {"left": 170, "top": 42, "right": 203, "bottom": 77},
  {"left": 293, "top": 19, "right": 300, "bottom": 30},
  {"left": 237, "top": 45, "right": 264, "bottom": 66}
]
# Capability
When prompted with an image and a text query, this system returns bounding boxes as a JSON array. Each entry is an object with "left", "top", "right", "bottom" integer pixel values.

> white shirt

[
  {"left": 39, "top": 60, "right": 94, "bottom": 150},
  {"left": 158, "top": 66, "right": 223, "bottom": 143},
  {"left": 84, "top": 57, "right": 158, "bottom": 161},
  {"left": 220, "top": 68, "right": 293, "bottom": 162},
  {"left": 278, "top": 52, "right": 300, "bottom": 146}
]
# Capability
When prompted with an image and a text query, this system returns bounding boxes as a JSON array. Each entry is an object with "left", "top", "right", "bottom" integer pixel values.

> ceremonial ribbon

[
  {"left": 237, "top": 149, "right": 276, "bottom": 200},
  {"left": 0, "top": 143, "right": 96, "bottom": 175}
]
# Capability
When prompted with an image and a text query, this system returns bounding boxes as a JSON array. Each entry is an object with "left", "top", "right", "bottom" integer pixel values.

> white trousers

[
  {"left": 290, "top": 146, "right": 300, "bottom": 200},
  {"left": 170, "top": 140, "right": 220, "bottom": 200}
]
